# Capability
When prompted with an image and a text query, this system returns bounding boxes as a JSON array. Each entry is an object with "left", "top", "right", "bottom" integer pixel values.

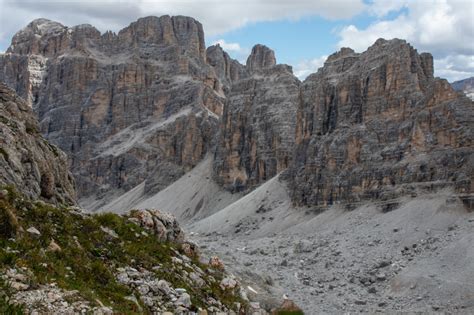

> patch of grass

[
  {"left": 0, "top": 278, "right": 24, "bottom": 314},
  {"left": 24, "top": 122, "right": 39, "bottom": 135},
  {"left": 0, "top": 115, "right": 9, "bottom": 124},
  {"left": 0, "top": 187, "right": 246, "bottom": 313}
]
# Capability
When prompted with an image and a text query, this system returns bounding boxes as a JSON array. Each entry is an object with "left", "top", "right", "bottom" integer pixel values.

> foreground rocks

[
  {"left": 0, "top": 190, "right": 255, "bottom": 313},
  {"left": 128, "top": 209, "right": 185, "bottom": 243}
]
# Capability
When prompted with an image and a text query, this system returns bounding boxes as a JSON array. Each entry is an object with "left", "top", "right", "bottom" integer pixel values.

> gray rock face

[
  {"left": 1, "top": 16, "right": 472, "bottom": 213},
  {"left": 0, "top": 83, "right": 76, "bottom": 205},
  {"left": 289, "top": 39, "right": 473, "bottom": 207},
  {"left": 213, "top": 46, "right": 300, "bottom": 192},
  {"left": 246, "top": 44, "right": 276, "bottom": 72},
  {"left": 206, "top": 44, "right": 247, "bottom": 93},
  {"left": 1, "top": 16, "right": 224, "bottom": 209}
]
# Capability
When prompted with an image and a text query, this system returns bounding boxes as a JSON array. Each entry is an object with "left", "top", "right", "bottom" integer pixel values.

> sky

[{"left": 0, "top": 0, "right": 473, "bottom": 82}]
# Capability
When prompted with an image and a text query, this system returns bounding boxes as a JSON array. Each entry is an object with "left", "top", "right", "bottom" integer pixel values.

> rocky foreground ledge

[{"left": 0, "top": 188, "right": 300, "bottom": 314}]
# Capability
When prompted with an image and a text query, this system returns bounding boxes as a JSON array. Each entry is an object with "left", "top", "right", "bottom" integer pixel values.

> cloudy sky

[{"left": 0, "top": 0, "right": 473, "bottom": 81}]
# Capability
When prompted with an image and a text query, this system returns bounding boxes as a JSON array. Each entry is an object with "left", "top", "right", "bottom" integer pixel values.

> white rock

[
  {"left": 27, "top": 226, "right": 41, "bottom": 236},
  {"left": 176, "top": 292, "right": 191, "bottom": 308}
]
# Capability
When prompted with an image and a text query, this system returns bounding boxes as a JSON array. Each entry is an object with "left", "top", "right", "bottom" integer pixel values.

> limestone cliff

[
  {"left": 1, "top": 16, "right": 224, "bottom": 209},
  {"left": 1, "top": 16, "right": 472, "bottom": 212},
  {"left": 213, "top": 45, "right": 300, "bottom": 192},
  {"left": 289, "top": 39, "right": 473, "bottom": 207},
  {"left": 206, "top": 44, "right": 247, "bottom": 94},
  {"left": 0, "top": 83, "right": 76, "bottom": 205}
]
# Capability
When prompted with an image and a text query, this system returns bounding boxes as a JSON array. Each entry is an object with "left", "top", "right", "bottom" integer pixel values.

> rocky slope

[
  {"left": 0, "top": 83, "right": 75, "bottom": 205},
  {"left": 289, "top": 39, "right": 473, "bottom": 208},
  {"left": 190, "top": 183, "right": 474, "bottom": 314},
  {"left": 0, "top": 16, "right": 226, "bottom": 210},
  {"left": 451, "top": 76, "right": 474, "bottom": 100},
  {"left": 0, "top": 188, "right": 252, "bottom": 314},
  {"left": 0, "top": 81, "right": 285, "bottom": 314}
]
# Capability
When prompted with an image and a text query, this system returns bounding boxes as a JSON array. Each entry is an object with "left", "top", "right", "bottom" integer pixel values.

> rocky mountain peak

[
  {"left": 246, "top": 44, "right": 276, "bottom": 72},
  {"left": 21, "top": 18, "right": 65, "bottom": 36},
  {"left": 291, "top": 37, "right": 473, "bottom": 207},
  {"left": 7, "top": 18, "right": 66, "bottom": 55},
  {"left": 0, "top": 15, "right": 226, "bottom": 209},
  {"left": 326, "top": 47, "right": 356, "bottom": 62},
  {"left": 206, "top": 44, "right": 246, "bottom": 92},
  {"left": 118, "top": 15, "right": 206, "bottom": 60}
]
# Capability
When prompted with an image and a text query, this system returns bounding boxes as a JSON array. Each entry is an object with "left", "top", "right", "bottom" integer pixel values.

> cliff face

[
  {"left": 213, "top": 45, "right": 300, "bottom": 192},
  {"left": 289, "top": 39, "right": 473, "bottom": 207},
  {"left": 1, "top": 16, "right": 224, "bottom": 208},
  {"left": 0, "top": 83, "right": 76, "bottom": 205},
  {"left": 1, "top": 16, "right": 472, "bottom": 211},
  {"left": 206, "top": 44, "right": 247, "bottom": 93}
]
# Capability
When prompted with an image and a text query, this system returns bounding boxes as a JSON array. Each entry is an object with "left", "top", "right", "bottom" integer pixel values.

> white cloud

[
  {"left": 337, "top": 0, "right": 474, "bottom": 81},
  {"left": 367, "top": 0, "right": 409, "bottom": 17},
  {"left": 212, "top": 39, "right": 243, "bottom": 53},
  {"left": 0, "top": 0, "right": 365, "bottom": 48},
  {"left": 294, "top": 55, "right": 328, "bottom": 80},
  {"left": 212, "top": 39, "right": 250, "bottom": 63},
  {"left": 435, "top": 54, "right": 474, "bottom": 82}
]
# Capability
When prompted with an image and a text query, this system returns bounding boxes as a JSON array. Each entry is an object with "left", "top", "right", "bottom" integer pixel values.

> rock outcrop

[
  {"left": 289, "top": 39, "right": 473, "bottom": 207},
  {"left": 1, "top": 16, "right": 224, "bottom": 209},
  {"left": 246, "top": 44, "right": 276, "bottom": 72},
  {"left": 128, "top": 209, "right": 185, "bottom": 243},
  {"left": 213, "top": 45, "right": 300, "bottom": 192},
  {"left": 206, "top": 44, "right": 247, "bottom": 93},
  {"left": 0, "top": 83, "right": 75, "bottom": 205}
]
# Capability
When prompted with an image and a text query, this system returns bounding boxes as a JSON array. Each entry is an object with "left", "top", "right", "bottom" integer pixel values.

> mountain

[
  {"left": 4, "top": 17, "right": 471, "bottom": 213},
  {"left": 289, "top": 39, "right": 473, "bottom": 208},
  {"left": 213, "top": 44, "right": 300, "bottom": 192},
  {"left": 451, "top": 76, "right": 474, "bottom": 100},
  {"left": 1, "top": 16, "right": 225, "bottom": 210},
  {"left": 1, "top": 15, "right": 473, "bottom": 314},
  {"left": 0, "top": 80, "right": 285, "bottom": 315}
]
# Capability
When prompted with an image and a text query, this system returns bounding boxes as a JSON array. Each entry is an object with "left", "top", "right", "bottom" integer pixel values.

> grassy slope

[{"left": 0, "top": 187, "right": 245, "bottom": 313}]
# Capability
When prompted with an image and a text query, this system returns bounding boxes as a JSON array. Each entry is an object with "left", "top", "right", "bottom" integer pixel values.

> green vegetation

[
  {"left": 0, "top": 115, "right": 9, "bottom": 125},
  {"left": 43, "top": 139, "right": 60, "bottom": 157},
  {"left": 0, "top": 278, "right": 24, "bottom": 314},
  {"left": 24, "top": 121, "right": 39, "bottom": 135},
  {"left": 0, "top": 187, "right": 245, "bottom": 313}
]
